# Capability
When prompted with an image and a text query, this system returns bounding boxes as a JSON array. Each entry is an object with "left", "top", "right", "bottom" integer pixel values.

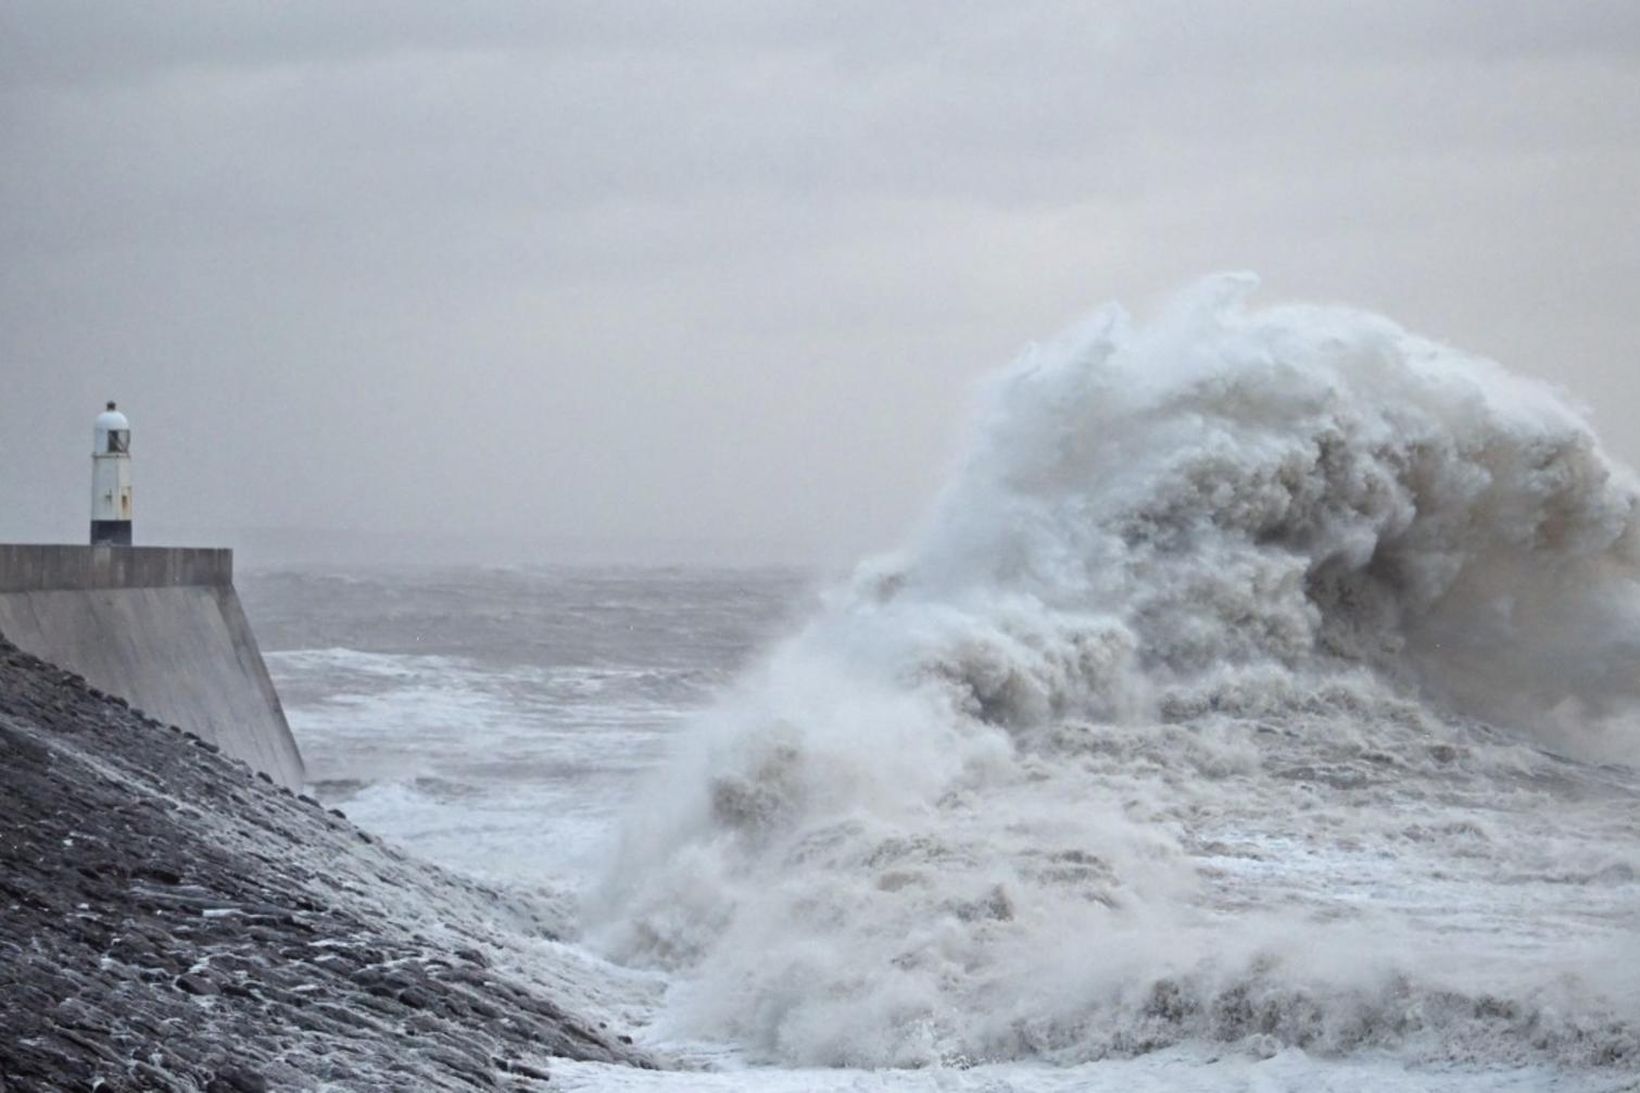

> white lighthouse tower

[{"left": 91, "top": 401, "right": 133, "bottom": 546}]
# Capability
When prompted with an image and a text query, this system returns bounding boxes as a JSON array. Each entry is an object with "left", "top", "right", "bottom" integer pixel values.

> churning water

[{"left": 246, "top": 276, "right": 1640, "bottom": 1091}]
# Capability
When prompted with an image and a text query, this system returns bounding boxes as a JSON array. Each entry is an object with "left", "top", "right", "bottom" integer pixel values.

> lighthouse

[{"left": 91, "top": 401, "right": 133, "bottom": 546}]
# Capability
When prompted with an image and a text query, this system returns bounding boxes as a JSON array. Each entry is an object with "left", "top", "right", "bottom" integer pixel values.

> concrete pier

[{"left": 0, "top": 544, "right": 304, "bottom": 789}]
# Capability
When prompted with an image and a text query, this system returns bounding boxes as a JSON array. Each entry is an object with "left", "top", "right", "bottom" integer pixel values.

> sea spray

[{"left": 590, "top": 275, "right": 1640, "bottom": 1067}]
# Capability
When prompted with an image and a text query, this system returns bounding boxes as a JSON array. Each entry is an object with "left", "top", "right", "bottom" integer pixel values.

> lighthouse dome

[{"left": 94, "top": 402, "right": 130, "bottom": 454}]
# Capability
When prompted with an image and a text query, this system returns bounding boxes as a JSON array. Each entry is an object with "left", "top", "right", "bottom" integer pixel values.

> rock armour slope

[{"left": 0, "top": 634, "right": 648, "bottom": 1091}]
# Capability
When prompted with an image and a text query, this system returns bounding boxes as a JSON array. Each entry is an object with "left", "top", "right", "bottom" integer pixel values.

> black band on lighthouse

[{"left": 90, "top": 521, "right": 133, "bottom": 547}]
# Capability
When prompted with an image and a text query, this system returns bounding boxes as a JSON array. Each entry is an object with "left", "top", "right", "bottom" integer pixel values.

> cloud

[{"left": 2, "top": 2, "right": 1638, "bottom": 564}]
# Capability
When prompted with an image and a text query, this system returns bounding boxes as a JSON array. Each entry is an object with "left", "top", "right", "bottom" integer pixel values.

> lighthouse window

[{"left": 107, "top": 430, "right": 128, "bottom": 453}]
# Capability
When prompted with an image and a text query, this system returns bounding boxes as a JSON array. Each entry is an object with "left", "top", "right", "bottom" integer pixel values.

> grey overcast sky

[{"left": 2, "top": 2, "right": 1638, "bottom": 565}]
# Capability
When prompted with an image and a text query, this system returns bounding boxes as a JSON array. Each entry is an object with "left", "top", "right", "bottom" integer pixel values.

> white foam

[
  {"left": 267, "top": 646, "right": 698, "bottom": 884},
  {"left": 591, "top": 275, "right": 1640, "bottom": 1069},
  {"left": 552, "top": 1050, "right": 1632, "bottom": 1093}
]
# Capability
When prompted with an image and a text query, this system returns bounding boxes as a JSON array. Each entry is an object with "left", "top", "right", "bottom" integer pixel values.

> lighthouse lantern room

[{"left": 91, "top": 401, "right": 133, "bottom": 546}]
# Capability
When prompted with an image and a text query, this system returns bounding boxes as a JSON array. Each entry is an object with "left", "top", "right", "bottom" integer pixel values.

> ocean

[
  {"left": 241, "top": 278, "right": 1639, "bottom": 1091},
  {"left": 243, "top": 565, "right": 810, "bottom": 886}
]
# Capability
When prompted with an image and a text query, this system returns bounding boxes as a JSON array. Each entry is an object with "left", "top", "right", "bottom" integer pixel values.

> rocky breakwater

[{"left": 0, "top": 634, "right": 649, "bottom": 1091}]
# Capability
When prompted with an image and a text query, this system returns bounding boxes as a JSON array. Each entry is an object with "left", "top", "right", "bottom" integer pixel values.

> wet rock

[
  {"left": 209, "top": 1066, "right": 270, "bottom": 1093},
  {"left": 175, "top": 973, "right": 220, "bottom": 996},
  {"left": 503, "top": 1058, "right": 552, "bottom": 1081},
  {"left": 397, "top": 986, "right": 436, "bottom": 1010}
]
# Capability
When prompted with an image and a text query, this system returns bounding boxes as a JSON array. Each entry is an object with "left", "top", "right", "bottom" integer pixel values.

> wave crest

[{"left": 590, "top": 276, "right": 1640, "bottom": 1068}]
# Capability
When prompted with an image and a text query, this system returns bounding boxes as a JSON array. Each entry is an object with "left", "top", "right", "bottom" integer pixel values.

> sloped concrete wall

[{"left": 0, "top": 545, "right": 304, "bottom": 789}]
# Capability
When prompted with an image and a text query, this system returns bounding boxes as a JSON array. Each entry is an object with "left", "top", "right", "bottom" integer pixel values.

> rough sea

[{"left": 241, "top": 277, "right": 1640, "bottom": 1091}]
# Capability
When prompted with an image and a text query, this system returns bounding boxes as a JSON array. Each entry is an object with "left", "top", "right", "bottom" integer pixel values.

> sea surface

[
  {"left": 239, "top": 280, "right": 1640, "bottom": 1090},
  {"left": 241, "top": 559, "right": 1640, "bottom": 1093},
  {"left": 243, "top": 565, "right": 809, "bottom": 886}
]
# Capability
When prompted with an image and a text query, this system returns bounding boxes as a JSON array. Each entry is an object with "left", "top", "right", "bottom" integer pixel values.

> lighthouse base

[{"left": 90, "top": 521, "right": 132, "bottom": 547}]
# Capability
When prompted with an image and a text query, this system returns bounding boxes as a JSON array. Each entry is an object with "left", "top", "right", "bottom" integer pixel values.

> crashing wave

[{"left": 589, "top": 275, "right": 1640, "bottom": 1068}]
